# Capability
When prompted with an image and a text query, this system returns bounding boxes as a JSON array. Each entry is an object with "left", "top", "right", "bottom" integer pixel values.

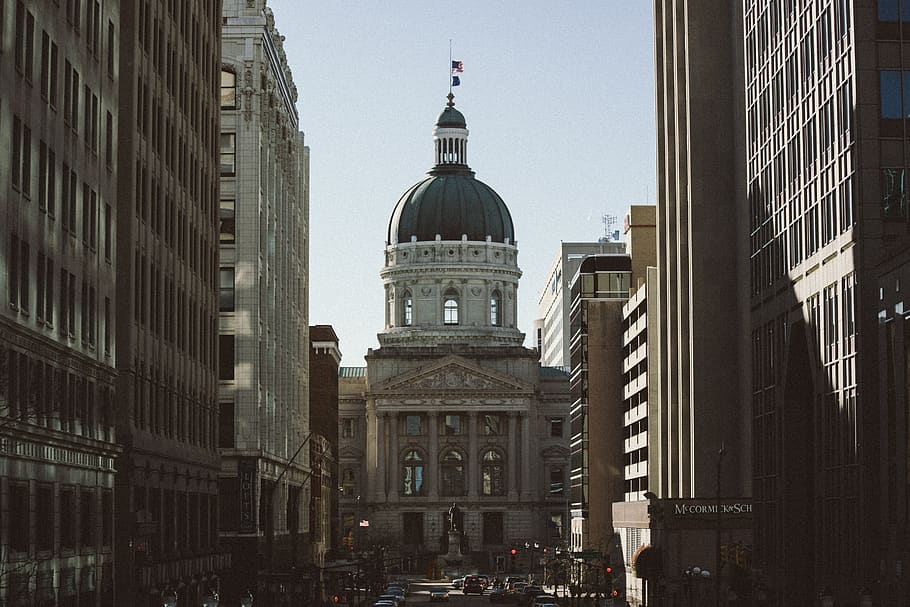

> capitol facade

[{"left": 338, "top": 95, "right": 571, "bottom": 573}]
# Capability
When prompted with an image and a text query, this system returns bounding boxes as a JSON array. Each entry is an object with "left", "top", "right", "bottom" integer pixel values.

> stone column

[
  {"left": 508, "top": 412, "right": 518, "bottom": 499},
  {"left": 428, "top": 412, "right": 439, "bottom": 500},
  {"left": 389, "top": 412, "right": 399, "bottom": 502},
  {"left": 468, "top": 412, "right": 478, "bottom": 497},
  {"left": 375, "top": 412, "right": 386, "bottom": 501},
  {"left": 521, "top": 412, "right": 531, "bottom": 499}
]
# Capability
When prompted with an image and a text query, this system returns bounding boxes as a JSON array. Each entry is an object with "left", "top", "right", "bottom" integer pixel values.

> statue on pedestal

[{"left": 448, "top": 502, "right": 461, "bottom": 532}]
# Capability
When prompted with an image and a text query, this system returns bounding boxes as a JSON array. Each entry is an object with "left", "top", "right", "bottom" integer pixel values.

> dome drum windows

[{"left": 443, "top": 288, "right": 459, "bottom": 325}]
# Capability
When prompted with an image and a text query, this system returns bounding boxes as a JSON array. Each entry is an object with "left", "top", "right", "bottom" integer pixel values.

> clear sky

[{"left": 267, "top": 1, "right": 656, "bottom": 366}]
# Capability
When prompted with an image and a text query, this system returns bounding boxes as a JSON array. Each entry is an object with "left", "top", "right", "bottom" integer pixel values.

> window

[
  {"left": 403, "top": 292, "right": 413, "bottom": 326},
  {"left": 550, "top": 418, "right": 564, "bottom": 438},
  {"left": 440, "top": 450, "right": 465, "bottom": 496},
  {"left": 490, "top": 291, "right": 502, "bottom": 326},
  {"left": 61, "top": 487, "right": 76, "bottom": 550},
  {"left": 11, "top": 115, "right": 31, "bottom": 195},
  {"left": 550, "top": 466, "right": 564, "bottom": 494},
  {"left": 444, "top": 414, "right": 461, "bottom": 435},
  {"left": 405, "top": 414, "right": 421, "bottom": 435},
  {"left": 80, "top": 488, "right": 94, "bottom": 547},
  {"left": 219, "top": 334, "right": 234, "bottom": 380},
  {"left": 483, "top": 414, "right": 501, "bottom": 436},
  {"left": 220, "top": 133, "right": 235, "bottom": 176},
  {"left": 219, "top": 199, "right": 235, "bottom": 244},
  {"left": 341, "top": 469, "right": 355, "bottom": 496},
  {"left": 9, "top": 483, "right": 29, "bottom": 552},
  {"left": 402, "top": 449, "right": 425, "bottom": 496},
  {"left": 882, "top": 168, "right": 910, "bottom": 219},
  {"left": 221, "top": 70, "right": 236, "bottom": 108},
  {"left": 218, "top": 401, "right": 234, "bottom": 448},
  {"left": 219, "top": 267, "right": 234, "bottom": 311},
  {"left": 36, "top": 484, "right": 54, "bottom": 551},
  {"left": 481, "top": 450, "right": 505, "bottom": 496},
  {"left": 341, "top": 417, "right": 355, "bottom": 438},
  {"left": 443, "top": 289, "right": 459, "bottom": 325}
]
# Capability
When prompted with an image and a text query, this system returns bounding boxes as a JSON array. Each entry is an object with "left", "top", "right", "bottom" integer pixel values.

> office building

[
  {"left": 0, "top": 2, "right": 121, "bottom": 604},
  {"left": 536, "top": 241, "right": 625, "bottom": 369},
  {"left": 113, "top": 2, "right": 228, "bottom": 605},
  {"left": 218, "top": 1, "right": 311, "bottom": 603}
]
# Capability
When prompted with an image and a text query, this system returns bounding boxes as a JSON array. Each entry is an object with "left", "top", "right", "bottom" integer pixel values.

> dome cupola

[{"left": 387, "top": 94, "right": 515, "bottom": 245}]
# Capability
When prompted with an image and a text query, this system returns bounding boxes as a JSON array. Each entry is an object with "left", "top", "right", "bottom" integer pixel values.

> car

[
  {"left": 429, "top": 587, "right": 450, "bottom": 602},
  {"left": 488, "top": 587, "right": 519, "bottom": 603},
  {"left": 377, "top": 594, "right": 402, "bottom": 607},
  {"left": 463, "top": 575, "right": 485, "bottom": 595}
]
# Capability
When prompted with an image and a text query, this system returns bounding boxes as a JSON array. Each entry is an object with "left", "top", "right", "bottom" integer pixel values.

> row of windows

[
  {"left": 340, "top": 415, "right": 564, "bottom": 439},
  {"left": 8, "top": 234, "right": 110, "bottom": 353},
  {"left": 399, "top": 288, "right": 504, "bottom": 327},
  {"left": 340, "top": 456, "right": 566, "bottom": 499},
  {"left": 3, "top": 482, "right": 113, "bottom": 556},
  {"left": 0, "top": 345, "right": 114, "bottom": 441},
  {"left": 132, "top": 359, "right": 216, "bottom": 447},
  {"left": 133, "top": 486, "right": 218, "bottom": 557},
  {"left": 12, "top": 115, "right": 114, "bottom": 259}
]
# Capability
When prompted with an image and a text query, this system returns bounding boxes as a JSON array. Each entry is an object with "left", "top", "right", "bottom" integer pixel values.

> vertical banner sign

[{"left": 239, "top": 458, "right": 257, "bottom": 533}]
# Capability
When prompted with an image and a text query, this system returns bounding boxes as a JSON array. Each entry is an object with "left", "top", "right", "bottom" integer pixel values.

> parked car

[{"left": 429, "top": 587, "right": 450, "bottom": 602}]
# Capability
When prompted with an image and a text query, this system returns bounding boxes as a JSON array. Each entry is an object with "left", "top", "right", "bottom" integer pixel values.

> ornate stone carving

[{"left": 410, "top": 369, "right": 497, "bottom": 390}]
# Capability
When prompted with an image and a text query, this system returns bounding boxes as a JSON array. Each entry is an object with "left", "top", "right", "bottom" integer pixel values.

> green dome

[
  {"left": 436, "top": 106, "right": 466, "bottom": 128},
  {"left": 388, "top": 173, "right": 515, "bottom": 244}
]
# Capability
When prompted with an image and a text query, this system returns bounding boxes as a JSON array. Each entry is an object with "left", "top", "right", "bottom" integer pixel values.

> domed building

[{"left": 338, "top": 95, "right": 570, "bottom": 575}]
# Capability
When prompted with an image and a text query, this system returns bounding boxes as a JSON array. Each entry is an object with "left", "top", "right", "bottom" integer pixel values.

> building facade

[
  {"left": 218, "top": 1, "right": 311, "bottom": 604},
  {"left": 1, "top": 2, "right": 121, "bottom": 604},
  {"left": 745, "top": 1, "right": 909, "bottom": 604},
  {"left": 113, "top": 2, "right": 228, "bottom": 605},
  {"left": 536, "top": 241, "right": 625, "bottom": 370},
  {"left": 308, "top": 325, "right": 341, "bottom": 567},
  {"left": 338, "top": 96, "right": 571, "bottom": 576}
]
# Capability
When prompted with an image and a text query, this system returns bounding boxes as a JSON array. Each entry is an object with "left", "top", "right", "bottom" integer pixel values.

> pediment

[
  {"left": 541, "top": 445, "right": 570, "bottom": 459},
  {"left": 338, "top": 446, "right": 365, "bottom": 460},
  {"left": 374, "top": 355, "right": 533, "bottom": 395}
]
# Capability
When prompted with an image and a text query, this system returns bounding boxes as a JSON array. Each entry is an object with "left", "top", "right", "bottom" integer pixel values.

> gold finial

[{"left": 446, "top": 92, "right": 455, "bottom": 108}]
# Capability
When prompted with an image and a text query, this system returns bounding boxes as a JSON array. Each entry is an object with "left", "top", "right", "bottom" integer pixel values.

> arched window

[
  {"left": 342, "top": 469, "right": 355, "bottom": 496},
  {"left": 220, "top": 69, "right": 236, "bottom": 108},
  {"left": 490, "top": 290, "right": 502, "bottom": 326},
  {"left": 402, "top": 449, "right": 425, "bottom": 496},
  {"left": 403, "top": 292, "right": 413, "bottom": 326},
  {"left": 481, "top": 450, "right": 505, "bottom": 496},
  {"left": 440, "top": 450, "right": 465, "bottom": 496},
  {"left": 443, "top": 289, "right": 459, "bottom": 325}
]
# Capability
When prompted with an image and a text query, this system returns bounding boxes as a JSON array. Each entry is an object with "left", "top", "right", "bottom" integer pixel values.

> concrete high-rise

[
  {"left": 536, "top": 241, "right": 625, "bottom": 369},
  {"left": 218, "top": 1, "right": 311, "bottom": 603},
  {"left": 0, "top": 2, "right": 121, "bottom": 604},
  {"left": 113, "top": 2, "right": 228, "bottom": 605}
]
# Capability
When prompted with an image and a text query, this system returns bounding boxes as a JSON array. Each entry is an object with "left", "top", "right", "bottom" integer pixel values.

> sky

[{"left": 267, "top": 1, "right": 656, "bottom": 366}]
